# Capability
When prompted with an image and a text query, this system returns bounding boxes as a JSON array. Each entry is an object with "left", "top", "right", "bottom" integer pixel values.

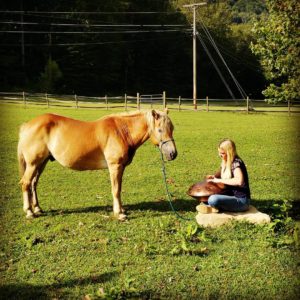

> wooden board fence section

[{"left": 0, "top": 91, "right": 299, "bottom": 114}]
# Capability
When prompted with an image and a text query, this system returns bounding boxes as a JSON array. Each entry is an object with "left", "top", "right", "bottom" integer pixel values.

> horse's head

[{"left": 148, "top": 109, "right": 177, "bottom": 161}]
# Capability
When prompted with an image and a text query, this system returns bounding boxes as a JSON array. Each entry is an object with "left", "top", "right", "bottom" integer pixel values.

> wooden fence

[{"left": 0, "top": 91, "right": 299, "bottom": 115}]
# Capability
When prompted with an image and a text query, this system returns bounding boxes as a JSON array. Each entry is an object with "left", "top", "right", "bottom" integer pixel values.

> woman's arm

[{"left": 208, "top": 167, "right": 244, "bottom": 186}]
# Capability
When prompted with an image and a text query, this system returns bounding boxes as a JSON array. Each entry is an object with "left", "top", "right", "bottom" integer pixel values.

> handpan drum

[{"left": 187, "top": 180, "right": 226, "bottom": 202}]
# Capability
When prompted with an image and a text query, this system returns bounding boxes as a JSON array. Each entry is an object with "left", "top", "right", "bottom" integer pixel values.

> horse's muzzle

[
  {"left": 160, "top": 139, "right": 177, "bottom": 161},
  {"left": 163, "top": 147, "right": 177, "bottom": 161},
  {"left": 168, "top": 149, "right": 177, "bottom": 161}
]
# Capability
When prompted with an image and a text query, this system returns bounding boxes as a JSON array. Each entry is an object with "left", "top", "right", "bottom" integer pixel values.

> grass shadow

[
  {"left": 251, "top": 199, "right": 300, "bottom": 220},
  {"left": 0, "top": 271, "right": 118, "bottom": 299}
]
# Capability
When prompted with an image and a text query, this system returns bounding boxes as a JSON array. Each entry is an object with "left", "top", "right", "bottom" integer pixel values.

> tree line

[{"left": 0, "top": 0, "right": 298, "bottom": 102}]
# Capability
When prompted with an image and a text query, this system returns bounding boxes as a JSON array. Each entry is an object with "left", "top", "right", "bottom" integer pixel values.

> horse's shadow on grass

[
  {"left": 44, "top": 198, "right": 198, "bottom": 217},
  {"left": 44, "top": 198, "right": 300, "bottom": 220},
  {"left": 45, "top": 204, "right": 112, "bottom": 216},
  {"left": 0, "top": 271, "right": 118, "bottom": 299}
]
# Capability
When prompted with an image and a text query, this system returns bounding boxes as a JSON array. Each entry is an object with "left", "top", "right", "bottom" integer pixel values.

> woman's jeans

[{"left": 208, "top": 194, "right": 250, "bottom": 212}]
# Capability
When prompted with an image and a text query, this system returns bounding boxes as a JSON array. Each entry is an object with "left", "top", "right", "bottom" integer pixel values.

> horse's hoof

[
  {"left": 33, "top": 208, "right": 43, "bottom": 216},
  {"left": 26, "top": 213, "right": 35, "bottom": 220},
  {"left": 118, "top": 213, "right": 127, "bottom": 221}
]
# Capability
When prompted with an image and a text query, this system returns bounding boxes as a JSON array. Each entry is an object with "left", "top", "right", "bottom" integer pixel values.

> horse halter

[{"left": 159, "top": 138, "right": 174, "bottom": 149}]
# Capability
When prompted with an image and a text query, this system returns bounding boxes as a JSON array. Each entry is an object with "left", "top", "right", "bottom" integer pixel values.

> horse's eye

[{"left": 158, "top": 129, "right": 162, "bottom": 133}]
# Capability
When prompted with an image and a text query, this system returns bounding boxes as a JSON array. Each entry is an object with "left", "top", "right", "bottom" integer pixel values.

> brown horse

[{"left": 18, "top": 109, "right": 177, "bottom": 220}]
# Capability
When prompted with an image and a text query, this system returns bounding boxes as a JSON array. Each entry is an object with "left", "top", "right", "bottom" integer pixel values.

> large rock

[{"left": 195, "top": 205, "right": 271, "bottom": 228}]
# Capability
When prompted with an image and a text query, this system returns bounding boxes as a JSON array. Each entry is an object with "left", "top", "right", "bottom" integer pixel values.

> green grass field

[{"left": 0, "top": 104, "right": 299, "bottom": 299}]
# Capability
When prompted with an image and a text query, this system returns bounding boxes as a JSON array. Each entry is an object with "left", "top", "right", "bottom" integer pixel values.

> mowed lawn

[{"left": 0, "top": 104, "right": 299, "bottom": 299}]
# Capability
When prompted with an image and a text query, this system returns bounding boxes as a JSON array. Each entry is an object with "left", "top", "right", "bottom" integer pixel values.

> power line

[
  {"left": 0, "top": 21, "right": 188, "bottom": 28},
  {"left": 0, "top": 10, "right": 182, "bottom": 15},
  {"left": 2, "top": 12, "right": 132, "bottom": 24},
  {"left": 200, "top": 36, "right": 263, "bottom": 74},
  {"left": 198, "top": 17, "right": 248, "bottom": 98},
  {"left": 1, "top": 36, "right": 185, "bottom": 47},
  {"left": 0, "top": 29, "right": 191, "bottom": 34},
  {"left": 196, "top": 32, "right": 236, "bottom": 99}
]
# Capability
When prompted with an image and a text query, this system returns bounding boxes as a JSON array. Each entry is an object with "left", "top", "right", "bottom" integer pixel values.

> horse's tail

[
  {"left": 18, "top": 124, "right": 27, "bottom": 179},
  {"left": 18, "top": 148, "right": 26, "bottom": 179}
]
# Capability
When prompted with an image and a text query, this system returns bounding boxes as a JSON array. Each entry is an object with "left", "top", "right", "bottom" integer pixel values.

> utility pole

[{"left": 183, "top": 2, "right": 206, "bottom": 110}]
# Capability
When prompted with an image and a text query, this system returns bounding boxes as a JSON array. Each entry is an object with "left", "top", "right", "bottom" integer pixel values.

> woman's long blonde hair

[{"left": 219, "top": 139, "right": 238, "bottom": 179}]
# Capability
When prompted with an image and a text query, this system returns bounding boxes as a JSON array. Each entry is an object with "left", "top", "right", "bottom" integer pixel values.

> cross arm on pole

[{"left": 182, "top": 2, "right": 207, "bottom": 8}]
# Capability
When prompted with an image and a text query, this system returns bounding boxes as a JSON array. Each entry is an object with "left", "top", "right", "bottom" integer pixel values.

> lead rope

[{"left": 158, "top": 147, "right": 193, "bottom": 221}]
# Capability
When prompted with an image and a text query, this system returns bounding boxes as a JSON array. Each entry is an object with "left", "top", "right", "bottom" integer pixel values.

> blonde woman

[{"left": 203, "top": 139, "right": 251, "bottom": 213}]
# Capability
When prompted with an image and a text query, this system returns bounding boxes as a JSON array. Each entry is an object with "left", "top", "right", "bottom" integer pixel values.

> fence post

[
  {"left": 206, "top": 96, "right": 209, "bottom": 112},
  {"left": 178, "top": 96, "right": 181, "bottom": 111},
  {"left": 23, "top": 91, "right": 26, "bottom": 108},
  {"left": 137, "top": 92, "right": 140, "bottom": 110},
  {"left": 105, "top": 95, "right": 108, "bottom": 110},
  {"left": 124, "top": 93, "right": 127, "bottom": 111},
  {"left": 246, "top": 96, "right": 249, "bottom": 114},
  {"left": 74, "top": 94, "right": 78, "bottom": 108},
  {"left": 288, "top": 99, "right": 291, "bottom": 116},
  {"left": 163, "top": 91, "right": 166, "bottom": 108},
  {"left": 45, "top": 93, "right": 49, "bottom": 108}
]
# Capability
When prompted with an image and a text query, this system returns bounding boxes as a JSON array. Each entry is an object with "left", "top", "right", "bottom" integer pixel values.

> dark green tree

[
  {"left": 251, "top": 0, "right": 300, "bottom": 103},
  {"left": 230, "top": 0, "right": 267, "bottom": 23},
  {"left": 39, "top": 58, "right": 63, "bottom": 93}
]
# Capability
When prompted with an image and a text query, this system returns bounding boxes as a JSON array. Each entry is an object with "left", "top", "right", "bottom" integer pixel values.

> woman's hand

[
  {"left": 207, "top": 177, "right": 221, "bottom": 183},
  {"left": 205, "top": 175, "right": 215, "bottom": 179}
]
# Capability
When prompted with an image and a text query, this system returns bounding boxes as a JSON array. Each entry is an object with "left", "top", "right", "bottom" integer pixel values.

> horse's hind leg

[
  {"left": 31, "top": 159, "right": 49, "bottom": 215},
  {"left": 20, "top": 164, "right": 39, "bottom": 219}
]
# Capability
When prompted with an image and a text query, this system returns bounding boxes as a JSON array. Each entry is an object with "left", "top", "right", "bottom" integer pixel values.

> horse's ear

[
  {"left": 164, "top": 108, "right": 169, "bottom": 114},
  {"left": 152, "top": 110, "right": 160, "bottom": 120}
]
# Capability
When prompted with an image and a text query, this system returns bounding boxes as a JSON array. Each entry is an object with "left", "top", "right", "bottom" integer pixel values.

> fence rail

[{"left": 0, "top": 91, "right": 299, "bottom": 115}]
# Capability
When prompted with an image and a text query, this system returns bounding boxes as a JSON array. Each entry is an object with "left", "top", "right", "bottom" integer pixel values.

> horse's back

[
  {"left": 20, "top": 113, "right": 64, "bottom": 135},
  {"left": 20, "top": 113, "right": 93, "bottom": 138}
]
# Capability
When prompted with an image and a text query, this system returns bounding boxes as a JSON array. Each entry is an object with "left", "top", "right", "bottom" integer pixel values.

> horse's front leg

[{"left": 108, "top": 163, "right": 126, "bottom": 220}]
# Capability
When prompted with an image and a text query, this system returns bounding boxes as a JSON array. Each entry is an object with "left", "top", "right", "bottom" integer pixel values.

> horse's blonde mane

[
  {"left": 144, "top": 109, "right": 173, "bottom": 133},
  {"left": 102, "top": 109, "right": 171, "bottom": 133},
  {"left": 144, "top": 110, "right": 155, "bottom": 132},
  {"left": 102, "top": 110, "right": 145, "bottom": 118}
]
